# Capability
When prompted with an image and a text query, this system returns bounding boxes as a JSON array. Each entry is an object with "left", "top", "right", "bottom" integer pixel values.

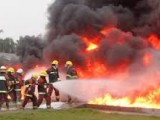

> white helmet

[
  {"left": 0, "top": 66, "right": 6, "bottom": 70},
  {"left": 17, "top": 68, "right": 23, "bottom": 74}
]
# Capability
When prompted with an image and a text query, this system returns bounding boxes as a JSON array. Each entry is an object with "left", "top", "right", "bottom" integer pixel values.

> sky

[{"left": 0, "top": 0, "right": 53, "bottom": 40}]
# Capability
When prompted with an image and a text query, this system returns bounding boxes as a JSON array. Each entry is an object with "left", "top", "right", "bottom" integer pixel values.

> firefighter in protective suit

[
  {"left": 7, "top": 67, "right": 16, "bottom": 104},
  {"left": 15, "top": 68, "right": 24, "bottom": 106},
  {"left": 37, "top": 71, "right": 51, "bottom": 109},
  {"left": 21, "top": 73, "right": 38, "bottom": 109},
  {"left": 46, "top": 60, "right": 60, "bottom": 101},
  {"left": 65, "top": 61, "right": 78, "bottom": 80},
  {"left": 0, "top": 66, "right": 9, "bottom": 110},
  {"left": 65, "top": 61, "right": 78, "bottom": 102}
]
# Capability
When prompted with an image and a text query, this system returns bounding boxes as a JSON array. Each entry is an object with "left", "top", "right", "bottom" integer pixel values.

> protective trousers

[
  {"left": 37, "top": 93, "right": 51, "bottom": 108},
  {"left": 0, "top": 93, "right": 9, "bottom": 109},
  {"left": 22, "top": 95, "right": 37, "bottom": 109},
  {"left": 9, "top": 90, "right": 16, "bottom": 103},
  {"left": 48, "top": 84, "right": 60, "bottom": 101}
]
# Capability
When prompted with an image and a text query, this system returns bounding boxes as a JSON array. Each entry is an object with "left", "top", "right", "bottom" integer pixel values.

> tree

[{"left": 0, "top": 38, "right": 17, "bottom": 53}]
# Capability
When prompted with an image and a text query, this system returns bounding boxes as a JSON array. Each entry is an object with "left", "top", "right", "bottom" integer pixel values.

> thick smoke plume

[
  {"left": 0, "top": 53, "right": 19, "bottom": 66},
  {"left": 16, "top": 36, "right": 45, "bottom": 69},
  {"left": 11, "top": 0, "right": 160, "bottom": 79},
  {"left": 13, "top": 0, "right": 159, "bottom": 71},
  {"left": 16, "top": 0, "right": 160, "bottom": 74},
  {"left": 41, "top": 0, "right": 159, "bottom": 71}
]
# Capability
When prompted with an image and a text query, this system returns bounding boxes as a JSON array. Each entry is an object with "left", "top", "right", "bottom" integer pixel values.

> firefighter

[
  {"left": 15, "top": 68, "right": 24, "bottom": 106},
  {"left": 46, "top": 60, "right": 60, "bottom": 101},
  {"left": 65, "top": 61, "right": 78, "bottom": 80},
  {"left": 0, "top": 66, "right": 9, "bottom": 110},
  {"left": 37, "top": 71, "right": 51, "bottom": 109},
  {"left": 21, "top": 73, "right": 38, "bottom": 109},
  {"left": 65, "top": 61, "right": 78, "bottom": 103},
  {"left": 7, "top": 67, "right": 16, "bottom": 105}
]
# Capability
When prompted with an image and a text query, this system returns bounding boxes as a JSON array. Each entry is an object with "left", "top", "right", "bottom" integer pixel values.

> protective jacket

[
  {"left": 24, "top": 78, "right": 36, "bottom": 97},
  {"left": 66, "top": 67, "right": 78, "bottom": 80},
  {"left": 46, "top": 67, "right": 59, "bottom": 83},
  {"left": 37, "top": 77, "right": 48, "bottom": 94},
  {"left": 7, "top": 72, "right": 15, "bottom": 91},
  {"left": 15, "top": 73, "right": 23, "bottom": 92},
  {"left": 0, "top": 72, "right": 8, "bottom": 93}
]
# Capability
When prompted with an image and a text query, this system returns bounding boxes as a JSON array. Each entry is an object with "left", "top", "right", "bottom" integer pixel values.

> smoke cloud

[
  {"left": 18, "top": 0, "right": 160, "bottom": 75},
  {"left": 37, "top": 0, "right": 155, "bottom": 71},
  {"left": 16, "top": 36, "right": 45, "bottom": 69}
]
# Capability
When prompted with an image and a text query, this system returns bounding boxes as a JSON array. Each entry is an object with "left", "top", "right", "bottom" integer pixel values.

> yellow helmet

[
  {"left": 40, "top": 71, "right": 47, "bottom": 77},
  {"left": 52, "top": 60, "right": 59, "bottom": 65},
  {"left": 32, "top": 73, "right": 39, "bottom": 79},
  {"left": 7, "top": 67, "right": 15, "bottom": 73},
  {"left": 66, "top": 61, "right": 73, "bottom": 66}
]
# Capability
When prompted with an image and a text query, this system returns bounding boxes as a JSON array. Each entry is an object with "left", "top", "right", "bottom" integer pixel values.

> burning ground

[{"left": 6, "top": 0, "right": 160, "bottom": 109}]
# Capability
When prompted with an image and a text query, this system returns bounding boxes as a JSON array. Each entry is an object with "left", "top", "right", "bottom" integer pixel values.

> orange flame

[
  {"left": 82, "top": 36, "right": 99, "bottom": 51},
  {"left": 89, "top": 87, "right": 160, "bottom": 109},
  {"left": 77, "top": 29, "right": 160, "bottom": 109},
  {"left": 87, "top": 43, "right": 98, "bottom": 51},
  {"left": 77, "top": 62, "right": 109, "bottom": 78},
  {"left": 100, "top": 26, "right": 116, "bottom": 35},
  {"left": 148, "top": 34, "right": 160, "bottom": 49},
  {"left": 143, "top": 53, "right": 152, "bottom": 66},
  {"left": 77, "top": 60, "right": 129, "bottom": 79},
  {"left": 21, "top": 86, "right": 25, "bottom": 100}
]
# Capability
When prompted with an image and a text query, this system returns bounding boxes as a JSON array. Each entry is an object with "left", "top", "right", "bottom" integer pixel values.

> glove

[
  {"left": 28, "top": 88, "right": 31, "bottom": 91},
  {"left": 44, "top": 85, "right": 48, "bottom": 88}
]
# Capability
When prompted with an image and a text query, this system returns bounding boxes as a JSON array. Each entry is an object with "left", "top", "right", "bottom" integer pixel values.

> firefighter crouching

[
  {"left": 21, "top": 73, "right": 38, "bottom": 109},
  {"left": 0, "top": 66, "right": 9, "bottom": 110},
  {"left": 15, "top": 68, "right": 24, "bottom": 106},
  {"left": 37, "top": 71, "right": 51, "bottom": 109},
  {"left": 46, "top": 60, "right": 60, "bottom": 101},
  {"left": 7, "top": 67, "right": 17, "bottom": 104},
  {"left": 65, "top": 61, "right": 78, "bottom": 103}
]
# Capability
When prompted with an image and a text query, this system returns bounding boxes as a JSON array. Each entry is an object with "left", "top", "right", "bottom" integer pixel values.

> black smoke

[
  {"left": 16, "top": 0, "right": 160, "bottom": 74},
  {"left": 42, "top": 0, "right": 159, "bottom": 70},
  {"left": 46, "top": 0, "right": 156, "bottom": 39},
  {"left": 16, "top": 36, "right": 45, "bottom": 69}
]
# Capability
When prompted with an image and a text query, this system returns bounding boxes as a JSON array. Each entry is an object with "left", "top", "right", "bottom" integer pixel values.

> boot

[
  {"left": 6, "top": 102, "right": 9, "bottom": 110},
  {"left": 68, "top": 96, "right": 72, "bottom": 103},
  {"left": 56, "top": 96, "right": 60, "bottom": 102},
  {"left": 0, "top": 102, "right": 3, "bottom": 110},
  {"left": 19, "top": 106, "right": 24, "bottom": 110},
  {"left": 47, "top": 105, "right": 51, "bottom": 109},
  {"left": 33, "top": 106, "right": 38, "bottom": 110}
]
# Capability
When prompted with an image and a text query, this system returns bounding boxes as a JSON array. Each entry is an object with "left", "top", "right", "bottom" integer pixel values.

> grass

[{"left": 0, "top": 108, "right": 160, "bottom": 120}]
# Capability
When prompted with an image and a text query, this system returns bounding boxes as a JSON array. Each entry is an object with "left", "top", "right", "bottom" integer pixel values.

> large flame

[
  {"left": 77, "top": 28, "right": 160, "bottom": 109},
  {"left": 89, "top": 87, "right": 160, "bottom": 109}
]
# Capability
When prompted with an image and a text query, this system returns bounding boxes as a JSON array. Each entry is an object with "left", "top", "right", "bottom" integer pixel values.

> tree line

[
  {"left": 0, "top": 36, "right": 43, "bottom": 55},
  {"left": 0, "top": 38, "right": 17, "bottom": 53}
]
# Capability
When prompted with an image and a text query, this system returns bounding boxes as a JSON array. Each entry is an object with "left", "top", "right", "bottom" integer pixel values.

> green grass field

[{"left": 0, "top": 109, "right": 160, "bottom": 120}]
